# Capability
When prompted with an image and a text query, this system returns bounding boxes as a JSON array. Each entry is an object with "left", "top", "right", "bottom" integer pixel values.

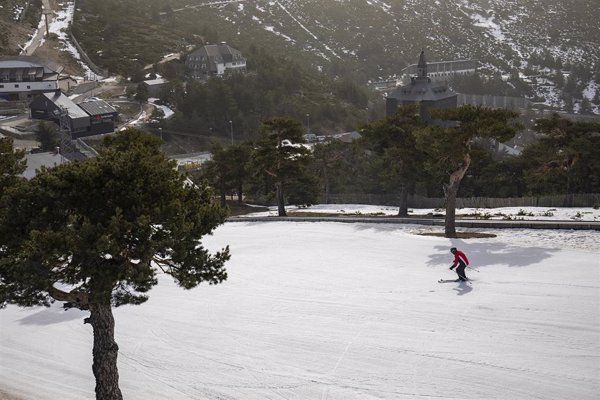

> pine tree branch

[{"left": 48, "top": 286, "right": 90, "bottom": 310}]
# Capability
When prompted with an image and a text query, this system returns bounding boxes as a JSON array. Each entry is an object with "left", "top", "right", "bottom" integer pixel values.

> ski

[{"left": 438, "top": 279, "right": 471, "bottom": 283}]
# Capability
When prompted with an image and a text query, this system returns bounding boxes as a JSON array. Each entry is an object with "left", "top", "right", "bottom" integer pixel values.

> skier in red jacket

[{"left": 449, "top": 247, "right": 469, "bottom": 281}]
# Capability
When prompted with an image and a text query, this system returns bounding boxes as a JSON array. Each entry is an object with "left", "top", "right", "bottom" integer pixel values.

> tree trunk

[
  {"left": 445, "top": 182, "right": 459, "bottom": 237},
  {"left": 397, "top": 185, "right": 408, "bottom": 217},
  {"left": 219, "top": 182, "right": 226, "bottom": 208},
  {"left": 276, "top": 181, "right": 286, "bottom": 216},
  {"left": 322, "top": 162, "right": 331, "bottom": 204},
  {"left": 237, "top": 182, "right": 243, "bottom": 204},
  {"left": 89, "top": 303, "right": 123, "bottom": 400},
  {"left": 445, "top": 154, "right": 471, "bottom": 237}
]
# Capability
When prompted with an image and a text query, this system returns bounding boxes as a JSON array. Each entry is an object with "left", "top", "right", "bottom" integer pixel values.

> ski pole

[{"left": 467, "top": 266, "right": 480, "bottom": 273}]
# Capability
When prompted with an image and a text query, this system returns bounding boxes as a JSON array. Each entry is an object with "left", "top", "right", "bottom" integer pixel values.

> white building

[{"left": 0, "top": 56, "right": 63, "bottom": 101}]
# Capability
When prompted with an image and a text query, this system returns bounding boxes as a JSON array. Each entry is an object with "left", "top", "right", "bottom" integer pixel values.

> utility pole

[
  {"left": 43, "top": 8, "right": 51, "bottom": 37},
  {"left": 159, "top": 127, "right": 163, "bottom": 152}
]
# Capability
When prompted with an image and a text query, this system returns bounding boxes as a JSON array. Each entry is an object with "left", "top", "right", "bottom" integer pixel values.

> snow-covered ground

[
  {"left": 245, "top": 204, "right": 600, "bottom": 222},
  {"left": 148, "top": 98, "right": 175, "bottom": 120},
  {"left": 1, "top": 213, "right": 599, "bottom": 399}
]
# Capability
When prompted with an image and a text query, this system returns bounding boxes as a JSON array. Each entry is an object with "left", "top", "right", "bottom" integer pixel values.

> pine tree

[
  {"left": 0, "top": 129, "right": 230, "bottom": 400},
  {"left": 35, "top": 121, "right": 60, "bottom": 151},
  {"left": 415, "top": 106, "right": 520, "bottom": 237},
  {"left": 0, "top": 136, "right": 27, "bottom": 196},
  {"left": 360, "top": 105, "right": 427, "bottom": 216},
  {"left": 250, "top": 118, "right": 317, "bottom": 216}
]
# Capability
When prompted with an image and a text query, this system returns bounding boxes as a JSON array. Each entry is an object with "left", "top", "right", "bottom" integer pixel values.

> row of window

[
  {"left": 0, "top": 77, "right": 44, "bottom": 82},
  {"left": 0, "top": 84, "right": 32, "bottom": 89}
]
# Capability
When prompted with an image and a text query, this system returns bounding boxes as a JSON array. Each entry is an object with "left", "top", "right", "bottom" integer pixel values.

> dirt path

[{"left": 21, "top": 0, "right": 52, "bottom": 55}]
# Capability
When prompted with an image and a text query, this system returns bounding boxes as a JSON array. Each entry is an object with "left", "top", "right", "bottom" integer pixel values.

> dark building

[
  {"left": 142, "top": 78, "right": 169, "bottom": 98},
  {"left": 30, "top": 92, "right": 118, "bottom": 138},
  {"left": 78, "top": 100, "right": 119, "bottom": 136},
  {"left": 30, "top": 91, "right": 90, "bottom": 136},
  {"left": 386, "top": 51, "right": 457, "bottom": 120}
]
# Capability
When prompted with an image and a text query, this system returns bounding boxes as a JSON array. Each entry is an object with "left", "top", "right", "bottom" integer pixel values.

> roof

[
  {"left": 22, "top": 152, "right": 63, "bottom": 179},
  {"left": 78, "top": 100, "right": 118, "bottom": 116},
  {"left": 143, "top": 78, "right": 169, "bottom": 86},
  {"left": 188, "top": 44, "right": 245, "bottom": 63},
  {"left": 0, "top": 55, "right": 63, "bottom": 75},
  {"left": 41, "top": 92, "right": 89, "bottom": 119}
]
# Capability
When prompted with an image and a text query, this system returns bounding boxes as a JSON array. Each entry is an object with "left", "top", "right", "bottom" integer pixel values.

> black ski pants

[{"left": 455, "top": 262, "right": 468, "bottom": 281}]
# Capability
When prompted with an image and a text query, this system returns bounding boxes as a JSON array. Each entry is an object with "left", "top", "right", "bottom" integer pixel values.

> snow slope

[{"left": 1, "top": 221, "right": 599, "bottom": 399}]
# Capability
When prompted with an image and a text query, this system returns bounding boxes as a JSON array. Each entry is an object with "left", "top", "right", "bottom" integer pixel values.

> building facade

[
  {"left": 0, "top": 56, "right": 63, "bottom": 101},
  {"left": 186, "top": 44, "right": 246, "bottom": 80}
]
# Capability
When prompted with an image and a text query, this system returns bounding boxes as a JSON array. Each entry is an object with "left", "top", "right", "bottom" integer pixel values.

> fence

[
  {"left": 69, "top": 1, "right": 109, "bottom": 78},
  {"left": 322, "top": 193, "right": 600, "bottom": 208}
]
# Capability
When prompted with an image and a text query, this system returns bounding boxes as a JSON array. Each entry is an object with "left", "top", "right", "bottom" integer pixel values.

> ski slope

[{"left": 1, "top": 218, "right": 599, "bottom": 399}]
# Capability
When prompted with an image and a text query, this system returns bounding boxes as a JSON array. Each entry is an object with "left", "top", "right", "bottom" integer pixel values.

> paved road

[{"left": 228, "top": 216, "right": 600, "bottom": 230}]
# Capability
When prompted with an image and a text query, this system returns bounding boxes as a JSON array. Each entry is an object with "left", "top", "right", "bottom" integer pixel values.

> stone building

[
  {"left": 186, "top": 44, "right": 246, "bottom": 80},
  {"left": 386, "top": 51, "right": 457, "bottom": 121}
]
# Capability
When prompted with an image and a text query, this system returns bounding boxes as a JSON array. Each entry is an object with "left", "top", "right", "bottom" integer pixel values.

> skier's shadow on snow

[
  {"left": 454, "top": 281, "right": 472, "bottom": 296},
  {"left": 428, "top": 240, "right": 558, "bottom": 269}
]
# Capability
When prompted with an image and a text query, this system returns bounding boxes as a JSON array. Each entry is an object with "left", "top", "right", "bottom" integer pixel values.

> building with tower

[{"left": 386, "top": 51, "right": 457, "bottom": 121}]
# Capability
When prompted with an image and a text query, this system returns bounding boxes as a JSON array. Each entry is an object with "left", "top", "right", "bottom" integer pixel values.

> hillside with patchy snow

[{"left": 70, "top": 0, "right": 600, "bottom": 114}]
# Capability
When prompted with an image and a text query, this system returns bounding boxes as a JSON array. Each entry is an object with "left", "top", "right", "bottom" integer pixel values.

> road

[{"left": 21, "top": 0, "right": 52, "bottom": 55}]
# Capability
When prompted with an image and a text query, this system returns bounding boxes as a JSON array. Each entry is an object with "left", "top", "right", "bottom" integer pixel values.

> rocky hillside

[{"left": 0, "top": 0, "right": 42, "bottom": 54}]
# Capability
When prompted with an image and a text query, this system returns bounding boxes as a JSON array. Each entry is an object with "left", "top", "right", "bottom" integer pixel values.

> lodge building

[
  {"left": 186, "top": 44, "right": 246, "bottom": 80},
  {"left": 0, "top": 56, "right": 63, "bottom": 101}
]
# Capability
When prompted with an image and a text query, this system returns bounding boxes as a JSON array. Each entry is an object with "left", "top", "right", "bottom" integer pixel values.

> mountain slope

[
  {"left": 0, "top": 0, "right": 42, "bottom": 54},
  {"left": 70, "top": 0, "right": 599, "bottom": 113}
]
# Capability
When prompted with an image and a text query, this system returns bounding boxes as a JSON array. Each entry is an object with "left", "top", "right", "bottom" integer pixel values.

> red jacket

[{"left": 452, "top": 250, "right": 469, "bottom": 267}]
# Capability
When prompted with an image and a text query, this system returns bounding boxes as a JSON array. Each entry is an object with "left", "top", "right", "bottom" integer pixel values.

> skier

[{"left": 449, "top": 247, "right": 469, "bottom": 282}]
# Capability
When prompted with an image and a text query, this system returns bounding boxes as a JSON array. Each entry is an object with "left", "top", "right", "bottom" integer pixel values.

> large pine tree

[
  {"left": 416, "top": 106, "right": 520, "bottom": 237},
  {"left": 0, "top": 129, "right": 230, "bottom": 400},
  {"left": 251, "top": 118, "right": 317, "bottom": 216}
]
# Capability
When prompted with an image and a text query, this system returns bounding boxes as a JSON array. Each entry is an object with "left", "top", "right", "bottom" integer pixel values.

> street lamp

[
  {"left": 158, "top": 127, "right": 163, "bottom": 152},
  {"left": 229, "top": 120, "right": 233, "bottom": 144},
  {"left": 306, "top": 113, "right": 310, "bottom": 134}
]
